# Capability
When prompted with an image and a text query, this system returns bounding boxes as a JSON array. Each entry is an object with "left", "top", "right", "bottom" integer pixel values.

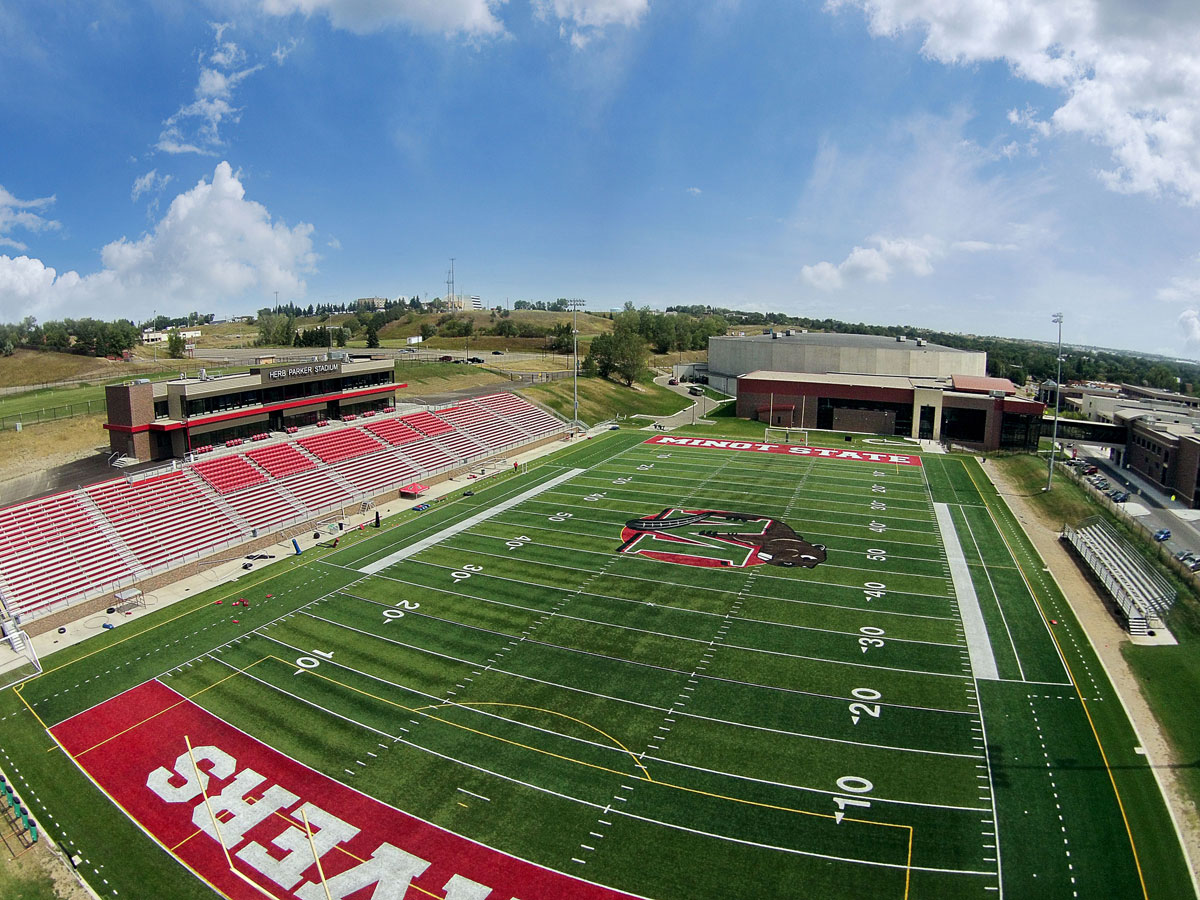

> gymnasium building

[
  {"left": 104, "top": 357, "right": 398, "bottom": 461},
  {"left": 711, "top": 332, "right": 1044, "bottom": 452}
]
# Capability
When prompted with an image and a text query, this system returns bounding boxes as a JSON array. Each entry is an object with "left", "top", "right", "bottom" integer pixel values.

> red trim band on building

[
  {"left": 103, "top": 384, "right": 407, "bottom": 434},
  {"left": 642, "top": 435, "right": 923, "bottom": 466},
  {"left": 51, "top": 680, "right": 639, "bottom": 900}
]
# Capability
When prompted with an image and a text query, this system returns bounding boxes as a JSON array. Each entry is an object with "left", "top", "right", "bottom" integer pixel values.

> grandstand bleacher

[
  {"left": 0, "top": 394, "right": 568, "bottom": 624},
  {"left": 1061, "top": 516, "right": 1176, "bottom": 634}
]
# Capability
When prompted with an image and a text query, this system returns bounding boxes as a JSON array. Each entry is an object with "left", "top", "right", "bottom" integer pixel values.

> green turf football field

[{"left": 0, "top": 432, "right": 1192, "bottom": 899}]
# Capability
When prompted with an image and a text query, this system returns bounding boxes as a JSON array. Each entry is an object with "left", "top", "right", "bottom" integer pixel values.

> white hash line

[
  {"left": 359, "top": 467, "right": 586, "bottom": 574},
  {"left": 202, "top": 654, "right": 993, "bottom": 878},
  {"left": 314, "top": 594, "right": 975, "bottom": 717},
  {"left": 399, "top": 557, "right": 961, "bottom": 650},
  {"left": 448, "top": 528, "right": 955, "bottom": 589},
  {"left": 218, "top": 628, "right": 988, "bottom": 799},
  {"left": 413, "top": 544, "right": 960, "bottom": 608}
]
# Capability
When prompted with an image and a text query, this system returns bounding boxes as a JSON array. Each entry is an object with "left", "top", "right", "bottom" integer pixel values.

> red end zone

[
  {"left": 642, "top": 435, "right": 922, "bottom": 466},
  {"left": 51, "top": 680, "right": 638, "bottom": 900}
]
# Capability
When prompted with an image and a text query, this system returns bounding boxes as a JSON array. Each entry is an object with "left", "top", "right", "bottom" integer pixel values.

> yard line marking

[
  {"left": 359, "top": 467, "right": 586, "bottom": 574},
  {"left": 457, "top": 788, "right": 491, "bottom": 802},
  {"left": 303, "top": 606, "right": 976, "bottom": 719},
  {"left": 934, "top": 503, "right": 998, "bottom": 681}
]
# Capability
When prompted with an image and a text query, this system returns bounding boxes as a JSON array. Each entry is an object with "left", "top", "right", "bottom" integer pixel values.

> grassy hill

[{"left": 520, "top": 376, "right": 689, "bottom": 424}]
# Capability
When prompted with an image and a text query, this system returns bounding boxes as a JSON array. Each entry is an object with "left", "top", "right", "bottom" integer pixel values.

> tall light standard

[
  {"left": 568, "top": 299, "right": 586, "bottom": 430},
  {"left": 1046, "top": 312, "right": 1064, "bottom": 491}
]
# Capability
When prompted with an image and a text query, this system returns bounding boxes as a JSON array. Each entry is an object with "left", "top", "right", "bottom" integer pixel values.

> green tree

[
  {"left": 611, "top": 330, "right": 648, "bottom": 386},
  {"left": 335, "top": 328, "right": 347, "bottom": 348},
  {"left": 366, "top": 322, "right": 380, "bottom": 348},
  {"left": 494, "top": 318, "right": 518, "bottom": 338},
  {"left": 166, "top": 330, "right": 186, "bottom": 358},
  {"left": 1146, "top": 364, "right": 1178, "bottom": 390}
]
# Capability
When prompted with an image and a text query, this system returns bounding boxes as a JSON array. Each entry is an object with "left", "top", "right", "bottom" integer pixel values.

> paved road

[
  {"left": 638, "top": 375, "right": 727, "bottom": 430},
  {"left": 1071, "top": 445, "right": 1200, "bottom": 561}
]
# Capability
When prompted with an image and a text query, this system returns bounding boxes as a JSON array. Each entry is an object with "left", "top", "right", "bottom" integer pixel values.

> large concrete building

[
  {"left": 707, "top": 331, "right": 986, "bottom": 394},
  {"left": 105, "top": 357, "right": 398, "bottom": 461}
]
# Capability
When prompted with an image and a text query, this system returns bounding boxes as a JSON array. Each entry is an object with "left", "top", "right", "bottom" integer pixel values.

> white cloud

[
  {"left": 156, "top": 24, "right": 264, "bottom": 156},
  {"left": 272, "top": 37, "right": 300, "bottom": 63},
  {"left": 534, "top": 0, "right": 648, "bottom": 45},
  {"left": 0, "top": 162, "right": 315, "bottom": 322},
  {"left": 1159, "top": 275, "right": 1200, "bottom": 303},
  {"left": 801, "top": 235, "right": 943, "bottom": 290},
  {"left": 130, "top": 169, "right": 172, "bottom": 203},
  {"left": 1180, "top": 309, "right": 1200, "bottom": 348},
  {"left": 327, "top": 236, "right": 342, "bottom": 250},
  {"left": 260, "top": 0, "right": 508, "bottom": 37},
  {"left": 0, "top": 186, "right": 60, "bottom": 252},
  {"left": 686, "top": 186, "right": 702, "bottom": 195},
  {"left": 827, "top": 0, "right": 1200, "bottom": 204}
]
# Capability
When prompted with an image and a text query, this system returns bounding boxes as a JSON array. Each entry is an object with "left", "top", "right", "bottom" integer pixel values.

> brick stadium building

[
  {"left": 105, "top": 358, "right": 399, "bottom": 461},
  {"left": 734, "top": 371, "right": 1044, "bottom": 452}
]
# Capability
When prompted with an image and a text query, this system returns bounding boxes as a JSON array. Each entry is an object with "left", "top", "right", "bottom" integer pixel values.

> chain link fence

[{"left": 0, "top": 398, "right": 107, "bottom": 432}]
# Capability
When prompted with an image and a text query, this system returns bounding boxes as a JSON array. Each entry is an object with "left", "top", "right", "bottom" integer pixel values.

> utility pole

[{"left": 1046, "top": 312, "right": 1064, "bottom": 491}]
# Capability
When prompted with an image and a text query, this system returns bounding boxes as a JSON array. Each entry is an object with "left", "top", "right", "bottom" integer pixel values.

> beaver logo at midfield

[{"left": 617, "top": 509, "right": 826, "bottom": 569}]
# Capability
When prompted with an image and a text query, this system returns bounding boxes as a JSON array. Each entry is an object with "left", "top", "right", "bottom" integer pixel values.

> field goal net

[{"left": 764, "top": 427, "right": 808, "bottom": 445}]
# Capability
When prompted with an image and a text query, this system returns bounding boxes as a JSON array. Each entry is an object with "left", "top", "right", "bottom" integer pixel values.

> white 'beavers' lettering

[{"left": 146, "top": 745, "right": 526, "bottom": 900}]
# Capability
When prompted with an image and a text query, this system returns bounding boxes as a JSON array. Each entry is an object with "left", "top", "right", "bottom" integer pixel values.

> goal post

[
  {"left": 764, "top": 427, "right": 808, "bottom": 445},
  {"left": 0, "top": 618, "right": 41, "bottom": 690}
]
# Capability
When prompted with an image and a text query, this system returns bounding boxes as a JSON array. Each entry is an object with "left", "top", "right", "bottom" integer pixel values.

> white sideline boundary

[
  {"left": 934, "top": 502, "right": 999, "bottom": 681},
  {"left": 358, "top": 468, "right": 586, "bottom": 575}
]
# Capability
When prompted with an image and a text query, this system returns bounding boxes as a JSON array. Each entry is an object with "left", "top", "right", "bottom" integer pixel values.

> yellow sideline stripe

[{"left": 965, "top": 460, "right": 1148, "bottom": 900}]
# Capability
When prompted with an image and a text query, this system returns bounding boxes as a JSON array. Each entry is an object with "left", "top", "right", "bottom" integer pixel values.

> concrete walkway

[{"left": 633, "top": 375, "right": 729, "bottom": 431}]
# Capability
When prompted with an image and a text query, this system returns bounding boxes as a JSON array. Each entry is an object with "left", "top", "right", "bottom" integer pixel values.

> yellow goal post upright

[{"left": 764, "top": 426, "right": 808, "bottom": 446}]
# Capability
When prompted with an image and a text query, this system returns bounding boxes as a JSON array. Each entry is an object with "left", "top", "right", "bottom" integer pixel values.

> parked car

[
  {"left": 412, "top": 503, "right": 431, "bottom": 511},
  {"left": 468, "top": 356, "right": 484, "bottom": 363},
  {"left": 668, "top": 378, "right": 679, "bottom": 385},
  {"left": 438, "top": 355, "right": 453, "bottom": 362},
  {"left": 1111, "top": 492, "right": 1129, "bottom": 503},
  {"left": 492, "top": 350, "right": 504, "bottom": 355},
  {"left": 1083, "top": 465, "right": 1099, "bottom": 475},
  {"left": 1190, "top": 558, "right": 1200, "bottom": 572},
  {"left": 1176, "top": 549, "right": 1194, "bottom": 561},
  {"left": 1154, "top": 528, "right": 1172, "bottom": 541}
]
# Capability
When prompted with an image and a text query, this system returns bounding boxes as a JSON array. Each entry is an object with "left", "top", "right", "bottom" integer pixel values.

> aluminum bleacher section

[
  {"left": 1061, "top": 516, "right": 1176, "bottom": 635},
  {"left": 0, "top": 393, "right": 569, "bottom": 624}
]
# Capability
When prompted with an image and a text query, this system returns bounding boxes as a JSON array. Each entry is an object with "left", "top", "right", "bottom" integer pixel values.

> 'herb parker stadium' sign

[{"left": 263, "top": 362, "right": 342, "bottom": 384}]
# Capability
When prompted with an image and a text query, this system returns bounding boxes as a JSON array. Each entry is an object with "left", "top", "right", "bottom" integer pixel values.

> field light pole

[
  {"left": 569, "top": 299, "right": 585, "bottom": 431},
  {"left": 1046, "top": 312, "right": 1064, "bottom": 491}
]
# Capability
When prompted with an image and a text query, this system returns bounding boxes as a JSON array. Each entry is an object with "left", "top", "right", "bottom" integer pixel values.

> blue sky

[{"left": 4, "top": 1, "right": 1200, "bottom": 358}]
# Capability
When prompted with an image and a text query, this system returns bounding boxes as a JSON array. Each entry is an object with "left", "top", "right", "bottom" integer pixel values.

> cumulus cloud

[
  {"left": 686, "top": 186, "right": 702, "bottom": 195},
  {"left": 827, "top": 0, "right": 1200, "bottom": 204},
  {"left": 0, "top": 162, "right": 315, "bottom": 322},
  {"left": 260, "top": 0, "right": 507, "bottom": 37},
  {"left": 534, "top": 0, "right": 649, "bottom": 46},
  {"left": 156, "top": 23, "right": 264, "bottom": 155},
  {"left": 801, "top": 235, "right": 943, "bottom": 290},
  {"left": 0, "top": 186, "right": 60, "bottom": 252}
]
